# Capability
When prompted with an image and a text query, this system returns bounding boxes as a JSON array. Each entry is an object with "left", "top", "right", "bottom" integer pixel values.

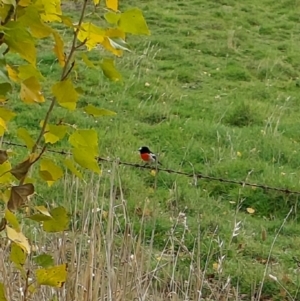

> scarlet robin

[{"left": 138, "top": 146, "right": 162, "bottom": 165}]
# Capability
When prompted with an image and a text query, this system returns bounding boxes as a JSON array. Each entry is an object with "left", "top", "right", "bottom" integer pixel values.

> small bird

[{"left": 139, "top": 146, "right": 162, "bottom": 165}]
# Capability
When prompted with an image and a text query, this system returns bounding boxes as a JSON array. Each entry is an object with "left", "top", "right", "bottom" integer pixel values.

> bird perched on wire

[{"left": 139, "top": 146, "right": 162, "bottom": 165}]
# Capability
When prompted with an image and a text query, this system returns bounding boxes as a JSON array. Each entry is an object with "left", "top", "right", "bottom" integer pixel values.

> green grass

[{"left": 2, "top": 0, "right": 300, "bottom": 299}]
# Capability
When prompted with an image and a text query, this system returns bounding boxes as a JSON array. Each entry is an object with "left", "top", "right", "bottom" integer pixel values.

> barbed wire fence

[{"left": 2, "top": 140, "right": 300, "bottom": 196}]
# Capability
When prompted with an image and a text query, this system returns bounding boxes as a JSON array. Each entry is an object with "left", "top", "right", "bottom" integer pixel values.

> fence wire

[{"left": 2, "top": 140, "right": 300, "bottom": 196}]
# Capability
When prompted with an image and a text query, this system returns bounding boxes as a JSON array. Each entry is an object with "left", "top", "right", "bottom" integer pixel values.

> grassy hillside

[{"left": 3, "top": 0, "right": 300, "bottom": 300}]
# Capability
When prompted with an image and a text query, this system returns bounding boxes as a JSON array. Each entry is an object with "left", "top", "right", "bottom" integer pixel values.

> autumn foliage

[{"left": 0, "top": 0, "right": 149, "bottom": 298}]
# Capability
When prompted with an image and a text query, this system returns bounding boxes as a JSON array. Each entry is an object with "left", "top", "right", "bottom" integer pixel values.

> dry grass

[{"left": 0, "top": 163, "right": 297, "bottom": 301}]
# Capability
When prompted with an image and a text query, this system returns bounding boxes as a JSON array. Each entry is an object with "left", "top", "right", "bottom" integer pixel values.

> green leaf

[
  {"left": 36, "top": 264, "right": 67, "bottom": 287},
  {"left": 0, "top": 83, "right": 12, "bottom": 100},
  {"left": 17, "top": 128, "right": 35, "bottom": 149},
  {"left": 0, "top": 282, "right": 7, "bottom": 301},
  {"left": 72, "top": 148, "right": 101, "bottom": 174},
  {"left": 43, "top": 206, "right": 69, "bottom": 233},
  {"left": 33, "top": 253, "right": 54, "bottom": 268},
  {"left": 64, "top": 158, "right": 83, "bottom": 179},
  {"left": 104, "top": 12, "right": 120, "bottom": 24},
  {"left": 3, "top": 22, "right": 36, "bottom": 65},
  {"left": 69, "top": 129, "right": 99, "bottom": 156},
  {"left": 44, "top": 124, "right": 67, "bottom": 144},
  {"left": 39, "top": 158, "right": 63, "bottom": 186},
  {"left": 10, "top": 242, "right": 26, "bottom": 266},
  {"left": 81, "top": 53, "right": 96, "bottom": 69},
  {"left": 5, "top": 209, "right": 20, "bottom": 232},
  {"left": 100, "top": 58, "right": 122, "bottom": 82},
  {"left": 52, "top": 79, "right": 79, "bottom": 110},
  {"left": 118, "top": 8, "right": 150, "bottom": 35},
  {"left": 84, "top": 105, "right": 116, "bottom": 117},
  {"left": 68, "top": 127, "right": 101, "bottom": 173},
  {"left": 27, "top": 214, "right": 52, "bottom": 222}
]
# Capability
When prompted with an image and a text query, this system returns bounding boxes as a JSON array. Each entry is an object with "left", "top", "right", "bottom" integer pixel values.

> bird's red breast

[{"left": 140, "top": 153, "right": 152, "bottom": 162}]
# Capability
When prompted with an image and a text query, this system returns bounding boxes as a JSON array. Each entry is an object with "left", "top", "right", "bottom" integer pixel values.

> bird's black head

[{"left": 139, "top": 146, "right": 150, "bottom": 154}]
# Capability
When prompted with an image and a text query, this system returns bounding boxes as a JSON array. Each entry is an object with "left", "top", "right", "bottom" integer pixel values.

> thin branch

[{"left": 31, "top": 0, "right": 88, "bottom": 154}]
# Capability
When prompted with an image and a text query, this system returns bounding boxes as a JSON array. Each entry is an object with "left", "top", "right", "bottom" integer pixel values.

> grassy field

[{"left": 2, "top": 0, "right": 300, "bottom": 300}]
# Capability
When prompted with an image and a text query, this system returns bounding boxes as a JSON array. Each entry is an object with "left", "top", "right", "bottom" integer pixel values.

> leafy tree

[{"left": 0, "top": 0, "right": 149, "bottom": 298}]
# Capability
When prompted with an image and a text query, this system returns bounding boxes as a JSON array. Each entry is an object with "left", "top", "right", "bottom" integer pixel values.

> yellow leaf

[
  {"left": 43, "top": 206, "right": 69, "bottom": 232},
  {"left": 64, "top": 158, "right": 83, "bottom": 179},
  {"left": 213, "top": 262, "right": 219, "bottom": 271},
  {"left": 77, "top": 22, "right": 105, "bottom": 51},
  {"left": 106, "top": 0, "right": 118, "bottom": 11},
  {"left": 237, "top": 151, "right": 242, "bottom": 157},
  {"left": 7, "top": 183, "right": 35, "bottom": 211},
  {"left": 44, "top": 124, "right": 67, "bottom": 144},
  {"left": 10, "top": 242, "right": 26, "bottom": 266},
  {"left": 81, "top": 53, "right": 96, "bottom": 68},
  {"left": 0, "top": 282, "right": 7, "bottom": 301},
  {"left": 93, "top": 0, "right": 100, "bottom": 4},
  {"left": 6, "top": 64, "right": 18, "bottom": 82},
  {"left": 4, "top": 22, "right": 36, "bottom": 65},
  {"left": 0, "top": 117, "right": 6, "bottom": 136},
  {"left": 39, "top": 158, "right": 63, "bottom": 186},
  {"left": 17, "top": 128, "right": 35, "bottom": 149},
  {"left": 84, "top": 104, "right": 116, "bottom": 117},
  {"left": 52, "top": 31, "right": 65, "bottom": 67},
  {"left": 35, "top": 205, "right": 51, "bottom": 217},
  {"left": 0, "top": 161, "right": 12, "bottom": 184},
  {"left": 35, "top": 0, "right": 62, "bottom": 23},
  {"left": 100, "top": 58, "right": 122, "bottom": 81},
  {"left": 5, "top": 209, "right": 20, "bottom": 232},
  {"left": 69, "top": 129, "right": 99, "bottom": 156},
  {"left": 150, "top": 169, "right": 156, "bottom": 176},
  {"left": 18, "top": 64, "right": 44, "bottom": 81},
  {"left": 118, "top": 8, "right": 150, "bottom": 35},
  {"left": 72, "top": 148, "right": 100, "bottom": 174},
  {"left": 246, "top": 207, "right": 255, "bottom": 214},
  {"left": 6, "top": 226, "right": 30, "bottom": 254},
  {"left": 58, "top": 15, "right": 73, "bottom": 27},
  {"left": 0, "top": 107, "right": 16, "bottom": 122},
  {"left": 18, "top": 0, "right": 31, "bottom": 6},
  {"left": 20, "top": 76, "right": 44, "bottom": 103},
  {"left": 0, "top": 4, "right": 11, "bottom": 23},
  {"left": 18, "top": 5, "right": 52, "bottom": 38},
  {"left": 36, "top": 264, "right": 67, "bottom": 287},
  {"left": 52, "top": 79, "right": 79, "bottom": 110}
]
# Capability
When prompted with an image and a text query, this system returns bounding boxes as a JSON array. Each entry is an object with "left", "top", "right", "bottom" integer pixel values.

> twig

[{"left": 32, "top": 0, "right": 88, "bottom": 154}]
